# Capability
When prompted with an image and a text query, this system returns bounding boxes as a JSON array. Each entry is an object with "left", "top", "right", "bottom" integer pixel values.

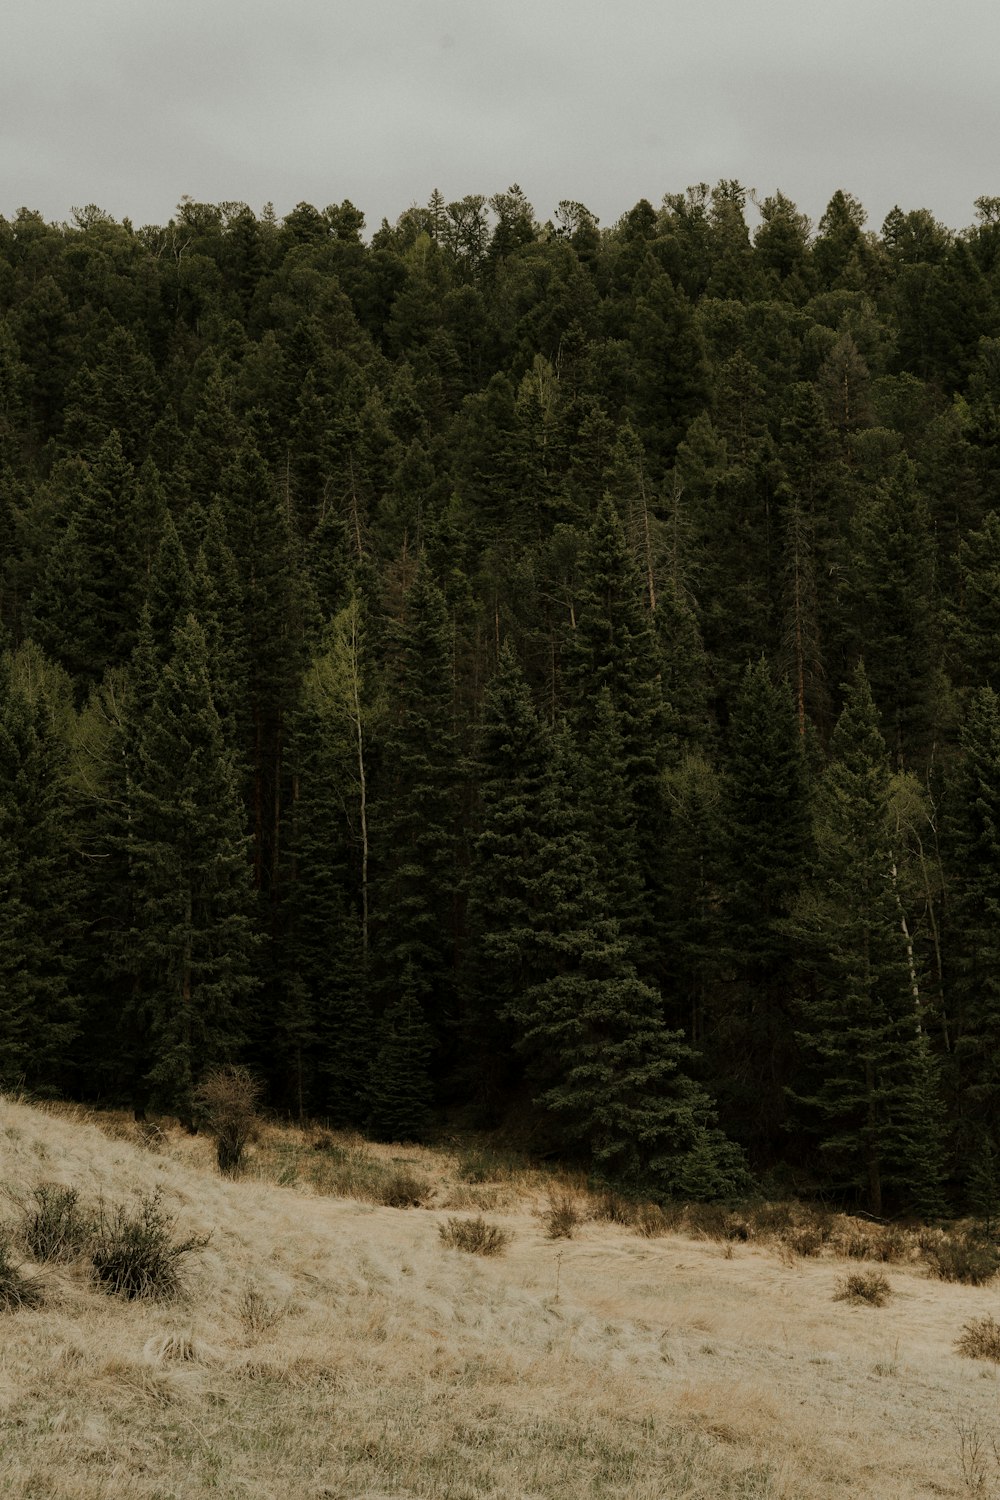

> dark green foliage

[
  {"left": 4, "top": 187, "right": 1000, "bottom": 1213},
  {"left": 789, "top": 666, "right": 947, "bottom": 1215},
  {"left": 368, "top": 969, "right": 435, "bottom": 1142},
  {"left": 0, "top": 647, "right": 80, "bottom": 1094},
  {"left": 129, "top": 616, "right": 256, "bottom": 1119}
]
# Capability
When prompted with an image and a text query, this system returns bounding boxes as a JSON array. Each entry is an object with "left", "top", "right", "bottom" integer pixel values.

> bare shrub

[
  {"left": 438, "top": 1215, "right": 512, "bottom": 1257},
  {"left": 956, "top": 1315, "right": 1000, "bottom": 1364},
  {"left": 924, "top": 1232, "right": 1000, "bottom": 1286},
  {"left": 834, "top": 1270, "right": 892, "bottom": 1306},
  {"left": 91, "top": 1190, "right": 209, "bottom": 1300},
  {"left": 20, "top": 1183, "right": 91, "bottom": 1263},
  {"left": 542, "top": 1190, "right": 581, "bottom": 1240},
  {"left": 0, "top": 1231, "right": 44, "bottom": 1311},
  {"left": 194, "top": 1066, "right": 261, "bottom": 1175}
]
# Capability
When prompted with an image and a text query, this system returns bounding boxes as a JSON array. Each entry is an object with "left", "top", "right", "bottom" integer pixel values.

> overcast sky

[{"left": 3, "top": 0, "right": 998, "bottom": 236}]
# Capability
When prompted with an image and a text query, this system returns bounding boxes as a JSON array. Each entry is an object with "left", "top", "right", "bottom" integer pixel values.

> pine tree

[
  {"left": 368, "top": 966, "right": 435, "bottom": 1141},
  {"left": 374, "top": 558, "right": 461, "bottom": 1043},
  {"left": 129, "top": 615, "right": 256, "bottom": 1120},
  {"left": 0, "top": 646, "right": 80, "bottom": 1094},
  {"left": 944, "top": 687, "right": 1000, "bottom": 1149},
  {"left": 467, "top": 645, "right": 746, "bottom": 1194},
  {"left": 790, "top": 666, "right": 947, "bottom": 1214},
  {"left": 565, "top": 495, "right": 667, "bottom": 965},
  {"left": 714, "top": 660, "right": 812, "bottom": 1158}
]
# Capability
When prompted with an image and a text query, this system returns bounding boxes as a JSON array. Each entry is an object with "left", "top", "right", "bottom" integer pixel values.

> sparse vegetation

[
  {"left": 438, "top": 1215, "right": 512, "bottom": 1256},
  {"left": 375, "top": 1166, "right": 430, "bottom": 1208},
  {"left": 834, "top": 1270, "right": 893, "bottom": 1306},
  {"left": 957, "top": 1315, "right": 1000, "bottom": 1363},
  {"left": 90, "top": 1189, "right": 209, "bottom": 1300}
]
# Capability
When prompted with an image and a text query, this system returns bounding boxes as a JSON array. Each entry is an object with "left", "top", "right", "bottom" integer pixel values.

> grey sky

[{"left": 3, "top": 0, "right": 998, "bottom": 236}]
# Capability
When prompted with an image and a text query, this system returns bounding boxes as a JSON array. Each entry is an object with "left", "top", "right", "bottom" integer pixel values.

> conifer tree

[
  {"left": 715, "top": 660, "right": 812, "bottom": 1157},
  {"left": 374, "top": 558, "right": 461, "bottom": 1044},
  {"left": 790, "top": 666, "right": 947, "bottom": 1214},
  {"left": 128, "top": 615, "right": 256, "bottom": 1120},
  {"left": 944, "top": 686, "right": 1000, "bottom": 1149},
  {"left": 0, "top": 647, "right": 80, "bottom": 1093}
]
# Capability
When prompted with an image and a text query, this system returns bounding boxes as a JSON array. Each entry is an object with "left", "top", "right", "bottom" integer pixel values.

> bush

[
  {"left": 21, "top": 1183, "right": 91, "bottom": 1263},
  {"left": 91, "top": 1190, "right": 209, "bottom": 1300},
  {"left": 923, "top": 1232, "right": 1000, "bottom": 1286},
  {"left": 542, "top": 1190, "right": 581, "bottom": 1240},
  {"left": 194, "top": 1066, "right": 261, "bottom": 1175},
  {"left": 374, "top": 1167, "right": 429, "bottom": 1208},
  {"left": 591, "top": 1189, "right": 637, "bottom": 1226},
  {"left": 0, "top": 1231, "right": 44, "bottom": 1311},
  {"left": 834, "top": 1270, "right": 892, "bottom": 1306},
  {"left": 956, "top": 1315, "right": 1000, "bottom": 1362},
  {"left": 438, "top": 1215, "right": 512, "bottom": 1257}
]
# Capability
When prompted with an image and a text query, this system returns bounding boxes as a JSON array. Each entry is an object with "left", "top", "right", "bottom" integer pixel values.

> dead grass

[{"left": 7, "top": 1098, "right": 1000, "bottom": 1498}]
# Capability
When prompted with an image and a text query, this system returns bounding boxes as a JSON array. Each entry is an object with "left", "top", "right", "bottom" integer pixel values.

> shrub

[
  {"left": 194, "top": 1066, "right": 261, "bottom": 1175},
  {"left": 924, "top": 1232, "right": 1000, "bottom": 1286},
  {"left": 0, "top": 1231, "right": 44, "bottom": 1311},
  {"left": 591, "top": 1189, "right": 637, "bottom": 1226},
  {"left": 21, "top": 1183, "right": 91, "bottom": 1263},
  {"left": 542, "top": 1190, "right": 581, "bottom": 1240},
  {"left": 788, "top": 1225, "right": 825, "bottom": 1257},
  {"left": 438, "top": 1215, "right": 512, "bottom": 1257},
  {"left": 956, "top": 1315, "right": 1000, "bottom": 1363},
  {"left": 834, "top": 1270, "right": 892, "bottom": 1306},
  {"left": 375, "top": 1167, "right": 429, "bottom": 1208},
  {"left": 91, "top": 1190, "right": 209, "bottom": 1300}
]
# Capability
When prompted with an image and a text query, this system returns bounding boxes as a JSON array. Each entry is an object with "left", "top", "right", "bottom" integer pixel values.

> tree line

[{"left": 3, "top": 181, "right": 1000, "bottom": 1214}]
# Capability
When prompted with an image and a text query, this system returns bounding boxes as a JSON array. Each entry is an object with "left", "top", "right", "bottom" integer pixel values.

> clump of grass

[
  {"left": 923, "top": 1231, "right": 1000, "bottom": 1286},
  {"left": 0, "top": 1231, "right": 45, "bottom": 1311},
  {"left": 591, "top": 1189, "right": 637, "bottom": 1226},
  {"left": 438, "top": 1215, "right": 512, "bottom": 1257},
  {"left": 634, "top": 1202, "right": 671, "bottom": 1238},
  {"left": 195, "top": 1066, "right": 262, "bottom": 1175},
  {"left": 542, "top": 1190, "right": 581, "bottom": 1240},
  {"left": 375, "top": 1167, "right": 429, "bottom": 1208},
  {"left": 787, "top": 1225, "right": 825, "bottom": 1257},
  {"left": 956, "top": 1315, "right": 1000, "bottom": 1363},
  {"left": 834, "top": 1270, "right": 892, "bottom": 1306},
  {"left": 455, "top": 1148, "right": 522, "bottom": 1184},
  {"left": 91, "top": 1190, "right": 209, "bottom": 1300},
  {"left": 21, "top": 1183, "right": 91, "bottom": 1263},
  {"left": 239, "top": 1281, "right": 283, "bottom": 1340}
]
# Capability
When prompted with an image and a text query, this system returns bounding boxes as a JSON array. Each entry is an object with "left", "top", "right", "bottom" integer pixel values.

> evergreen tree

[
  {"left": 790, "top": 666, "right": 947, "bottom": 1214},
  {"left": 374, "top": 558, "right": 461, "bottom": 1044},
  {"left": 944, "top": 687, "right": 1000, "bottom": 1150},
  {"left": 0, "top": 647, "right": 80, "bottom": 1093},
  {"left": 129, "top": 615, "right": 256, "bottom": 1120},
  {"left": 714, "top": 660, "right": 812, "bottom": 1159}
]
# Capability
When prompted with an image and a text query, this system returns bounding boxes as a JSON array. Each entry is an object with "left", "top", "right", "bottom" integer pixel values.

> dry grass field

[{"left": 2, "top": 1095, "right": 1000, "bottom": 1499}]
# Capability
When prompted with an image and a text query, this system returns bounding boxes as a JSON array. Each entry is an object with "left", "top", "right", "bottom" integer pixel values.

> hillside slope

[{"left": 0, "top": 1096, "right": 995, "bottom": 1499}]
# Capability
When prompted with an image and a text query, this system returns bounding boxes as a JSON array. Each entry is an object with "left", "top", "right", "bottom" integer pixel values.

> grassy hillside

[{"left": 0, "top": 1096, "right": 998, "bottom": 1499}]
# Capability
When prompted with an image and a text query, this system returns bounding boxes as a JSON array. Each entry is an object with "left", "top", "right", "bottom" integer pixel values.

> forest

[{"left": 2, "top": 180, "right": 1000, "bottom": 1219}]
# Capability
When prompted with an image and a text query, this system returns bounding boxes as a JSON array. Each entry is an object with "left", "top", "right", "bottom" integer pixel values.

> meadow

[{"left": 1, "top": 1095, "right": 998, "bottom": 1499}]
